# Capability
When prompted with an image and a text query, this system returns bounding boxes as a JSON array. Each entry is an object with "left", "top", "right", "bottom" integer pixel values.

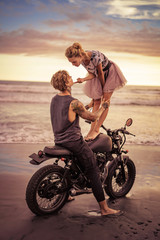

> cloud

[
  {"left": 0, "top": 21, "right": 160, "bottom": 57},
  {"left": 0, "top": 28, "right": 70, "bottom": 56},
  {"left": 102, "top": 0, "right": 160, "bottom": 20},
  {"left": 68, "top": 0, "right": 75, "bottom": 3},
  {"left": 44, "top": 19, "right": 73, "bottom": 28},
  {"left": 0, "top": 0, "right": 160, "bottom": 58}
]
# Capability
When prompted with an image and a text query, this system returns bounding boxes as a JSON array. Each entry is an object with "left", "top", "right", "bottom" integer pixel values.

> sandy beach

[{"left": 0, "top": 143, "right": 160, "bottom": 240}]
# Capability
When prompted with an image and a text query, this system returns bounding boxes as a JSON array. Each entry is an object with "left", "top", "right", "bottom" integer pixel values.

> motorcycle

[{"left": 26, "top": 118, "right": 136, "bottom": 215}]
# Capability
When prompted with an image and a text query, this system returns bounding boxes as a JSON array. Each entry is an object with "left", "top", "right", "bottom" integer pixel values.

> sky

[{"left": 0, "top": 0, "right": 160, "bottom": 86}]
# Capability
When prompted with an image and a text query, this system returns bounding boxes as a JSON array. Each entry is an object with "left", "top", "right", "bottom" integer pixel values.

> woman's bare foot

[
  {"left": 84, "top": 129, "right": 94, "bottom": 140},
  {"left": 101, "top": 207, "right": 120, "bottom": 216},
  {"left": 84, "top": 136, "right": 89, "bottom": 141},
  {"left": 87, "top": 130, "right": 100, "bottom": 140}
]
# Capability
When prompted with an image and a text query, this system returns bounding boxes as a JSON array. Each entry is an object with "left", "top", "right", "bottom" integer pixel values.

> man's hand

[
  {"left": 77, "top": 78, "right": 85, "bottom": 83},
  {"left": 101, "top": 99, "right": 110, "bottom": 110}
]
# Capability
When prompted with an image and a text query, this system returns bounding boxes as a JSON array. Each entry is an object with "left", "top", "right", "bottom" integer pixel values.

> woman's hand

[{"left": 77, "top": 78, "right": 85, "bottom": 83}]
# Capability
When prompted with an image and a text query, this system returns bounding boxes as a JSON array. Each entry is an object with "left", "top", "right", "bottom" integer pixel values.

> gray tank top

[{"left": 50, "top": 94, "right": 82, "bottom": 144}]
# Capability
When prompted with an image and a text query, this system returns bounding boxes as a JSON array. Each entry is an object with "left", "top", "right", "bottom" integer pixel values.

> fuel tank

[{"left": 87, "top": 133, "right": 112, "bottom": 153}]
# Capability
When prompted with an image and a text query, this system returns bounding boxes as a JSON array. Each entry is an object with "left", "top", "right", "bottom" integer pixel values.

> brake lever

[{"left": 124, "top": 130, "right": 136, "bottom": 137}]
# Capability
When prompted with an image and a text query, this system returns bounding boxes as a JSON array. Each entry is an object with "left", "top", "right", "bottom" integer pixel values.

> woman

[{"left": 65, "top": 42, "right": 127, "bottom": 140}]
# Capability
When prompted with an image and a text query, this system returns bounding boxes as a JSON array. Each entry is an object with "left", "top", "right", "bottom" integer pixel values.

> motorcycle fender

[{"left": 29, "top": 153, "right": 51, "bottom": 165}]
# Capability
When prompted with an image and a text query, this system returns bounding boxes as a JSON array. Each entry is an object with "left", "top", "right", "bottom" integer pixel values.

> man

[{"left": 50, "top": 70, "right": 120, "bottom": 216}]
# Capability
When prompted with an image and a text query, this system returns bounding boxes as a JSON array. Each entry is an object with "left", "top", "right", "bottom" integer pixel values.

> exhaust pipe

[{"left": 69, "top": 188, "right": 92, "bottom": 196}]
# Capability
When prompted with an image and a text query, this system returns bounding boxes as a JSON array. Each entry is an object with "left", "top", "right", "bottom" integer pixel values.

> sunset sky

[{"left": 0, "top": 0, "right": 160, "bottom": 86}]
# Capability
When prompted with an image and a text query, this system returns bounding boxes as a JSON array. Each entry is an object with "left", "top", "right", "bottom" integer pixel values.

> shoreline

[
  {"left": 0, "top": 142, "right": 159, "bottom": 145},
  {"left": 0, "top": 144, "right": 160, "bottom": 239}
]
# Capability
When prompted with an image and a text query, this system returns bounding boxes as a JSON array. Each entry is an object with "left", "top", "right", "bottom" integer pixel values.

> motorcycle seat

[{"left": 44, "top": 145, "right": 73, "bottom": 157}]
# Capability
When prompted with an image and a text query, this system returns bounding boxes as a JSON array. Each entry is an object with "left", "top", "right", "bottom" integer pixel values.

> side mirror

[{"left": 126, "top": 118, "right": 133, "bottom": 127}]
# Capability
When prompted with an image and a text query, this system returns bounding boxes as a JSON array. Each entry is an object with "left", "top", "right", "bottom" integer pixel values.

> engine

[{"left": 95, "top": 153, "right": 106, "bottom": 171}]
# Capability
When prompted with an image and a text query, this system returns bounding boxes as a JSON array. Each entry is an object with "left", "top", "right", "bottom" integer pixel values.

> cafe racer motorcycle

[{"left": 26, "top": 118, "right": 136, "bottom": 215}]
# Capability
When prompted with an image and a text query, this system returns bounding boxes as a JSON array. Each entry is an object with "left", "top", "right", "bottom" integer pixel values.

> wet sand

[{"left": 0, "top": 144, "right": 160, "bottom": 240}]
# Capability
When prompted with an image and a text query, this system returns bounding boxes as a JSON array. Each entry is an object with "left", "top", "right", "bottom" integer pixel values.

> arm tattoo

[
  {"left": 71, "top": 100, "right": 99, "bottom": 122},
  {"left": 71, "top": 100, "right": 85, "bottom": 115},
  {"left": 102, "top": 101, "right": 109, "bottom": 110}
]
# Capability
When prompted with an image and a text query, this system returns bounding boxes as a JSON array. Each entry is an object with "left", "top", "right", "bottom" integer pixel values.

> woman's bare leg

[
  {"left": 87, "top": 92, "right": 113, "bottom": 140},
  {"left": 85, "top": 99, "right": 101, "bottom": 140}
]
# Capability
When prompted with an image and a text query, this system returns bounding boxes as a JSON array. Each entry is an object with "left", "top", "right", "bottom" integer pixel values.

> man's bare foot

[{"left": 101, "top": 207, "right": 120, "bottom": 216}]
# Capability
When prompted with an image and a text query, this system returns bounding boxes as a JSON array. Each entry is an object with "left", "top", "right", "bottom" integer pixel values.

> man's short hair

[{"left": 51, "top": 70, "right": 69, "bottom": 91}]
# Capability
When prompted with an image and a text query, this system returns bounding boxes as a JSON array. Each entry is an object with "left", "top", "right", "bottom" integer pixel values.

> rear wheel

[
  {"left": 104, "top": 158, "right": 136, "bottom": 199},
  {"left": 26, "top": 165, "right": 69, "bottom": 215}
]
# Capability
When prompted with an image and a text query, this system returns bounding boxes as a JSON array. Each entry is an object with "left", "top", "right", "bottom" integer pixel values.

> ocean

[{"left": 0, "top": 80, "right": 160, "bottom": 146}]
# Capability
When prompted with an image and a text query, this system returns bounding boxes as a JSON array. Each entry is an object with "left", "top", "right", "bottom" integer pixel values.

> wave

[
  {"left": 0, "top": 99, "right": 51, "bottom": 104},
  {"left": 0, "top": 86, "right": 83, "bottom": 95},
  {"left": 111, "top": 101, "right": 160, "bottom": 106},
  {"left": 0, "top": 85, "right": 55, "bottom": 94},
  {"left": 0, "top": 98, "right": 159, "bottom": 106},
  {"left": 0, "top": 81, "right": 160, "bottom": 106},
  {"left": 0, "top": 135, "right": 159, "bottom": 146}
]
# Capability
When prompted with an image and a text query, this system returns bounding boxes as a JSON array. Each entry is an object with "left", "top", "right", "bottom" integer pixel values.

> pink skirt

[{"left": 83, "top": 61, "right": 127, "bottom": 100}]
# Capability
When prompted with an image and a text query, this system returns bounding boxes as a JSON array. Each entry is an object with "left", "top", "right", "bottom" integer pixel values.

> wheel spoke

[
  {"left": 104, "top": 159, "right": 136, "bottom": 199},
  {"left": 112, "top": 166, "right": 129, "bottom": 194},
  {"left": 36, "top": 172, "right": 67, "bottom": 212}
]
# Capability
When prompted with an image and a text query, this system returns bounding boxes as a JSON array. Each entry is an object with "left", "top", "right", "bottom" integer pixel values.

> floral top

[{"left": 81, "top": 50, "right": 109, "bottom": 77}]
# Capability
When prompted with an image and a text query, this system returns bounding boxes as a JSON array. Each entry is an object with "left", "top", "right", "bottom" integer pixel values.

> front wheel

[
  {"left": 104, "top": 158, "right": 136, "bottom": 199},
  {"left": 26, "top": 165, "right": 69, "bottom": 215}
]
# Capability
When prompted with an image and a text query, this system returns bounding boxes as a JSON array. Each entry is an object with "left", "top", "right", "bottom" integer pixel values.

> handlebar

[
  {"left": 85, "top": 120, "right": 135, "bottom": 137},
  {"left": 117, "top": 129, "right": 136, "bottom": 137}
]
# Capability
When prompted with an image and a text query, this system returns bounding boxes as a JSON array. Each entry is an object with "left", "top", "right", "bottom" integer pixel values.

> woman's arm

[
  {"left": 77, "top": 72, "right": 95, "bottom": 83},
  {"left": 97, "top": 63, "right": 105, "bottom": 88}
]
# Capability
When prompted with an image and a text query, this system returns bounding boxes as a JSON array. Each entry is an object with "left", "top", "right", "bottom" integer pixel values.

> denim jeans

[{"left": 58, "top": 137, "right": 105, "bottom": 202}]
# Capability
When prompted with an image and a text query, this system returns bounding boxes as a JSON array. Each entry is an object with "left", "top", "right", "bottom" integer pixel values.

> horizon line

[{"left": 0, "top": 79, "right": 160, "bottom": 87}]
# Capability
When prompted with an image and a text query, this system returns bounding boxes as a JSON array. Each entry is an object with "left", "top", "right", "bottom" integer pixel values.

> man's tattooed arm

[{"left": 71, "top": 100, "right": 109, "bottom": 122}]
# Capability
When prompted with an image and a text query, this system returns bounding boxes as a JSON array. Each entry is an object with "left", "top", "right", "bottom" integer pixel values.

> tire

[
  {"left": 26, "top": 165, "right": 69, "bottom": 215},
  {"left": 104, "top": 158, "right": 136, "bottom": 199}
]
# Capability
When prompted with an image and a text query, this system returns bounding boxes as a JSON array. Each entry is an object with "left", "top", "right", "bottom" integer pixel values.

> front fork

[
  {"left": 115, "top": 140, "right": 128, "bottom": 181},
  {"left": 118, "top": 155, "right": 126, "bottom": 182},
  {"left": 117, "top": 152, "right": 130, "bottom": 183},
  {"left": 105, "top": 150, "right": 126, "bottom": 184}
]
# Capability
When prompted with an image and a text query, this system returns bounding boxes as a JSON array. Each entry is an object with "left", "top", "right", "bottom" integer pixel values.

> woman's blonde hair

[
  {"left": 65, "top": 42, "right": 85, "bottom": 58},
  {"left": 51, "top": 70, "right": 70, "bottom": 91}
]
